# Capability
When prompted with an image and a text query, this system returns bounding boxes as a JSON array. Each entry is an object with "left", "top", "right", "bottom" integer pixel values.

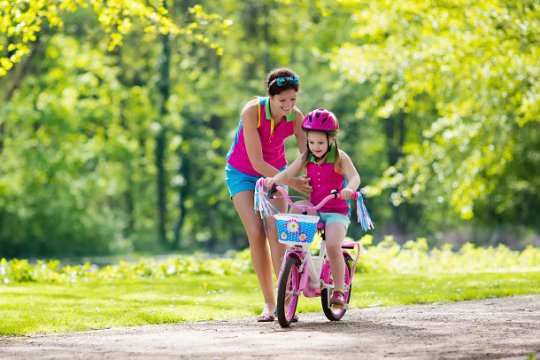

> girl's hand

[
  {"left": 291, "top": 176, "right": 312, "bottom": 195},
  {"left": 341, "top": 188, "right": 354, "bottom": 200},
  {"left": 264, "top": 177, "right": 275, "bottom": 188}
]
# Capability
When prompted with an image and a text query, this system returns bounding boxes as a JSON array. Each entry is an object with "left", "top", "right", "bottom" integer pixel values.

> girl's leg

[
  {"left": 265, "top": 196, "right": 288, "bottom": 278},
  {"left": 325, "top": 222, "right": 348, "bottom": 292},
  {"left": 233, "top": 191, "right": 275, "bottom": 313}
]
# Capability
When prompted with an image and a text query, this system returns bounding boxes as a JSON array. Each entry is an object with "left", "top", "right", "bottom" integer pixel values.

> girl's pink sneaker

[{"left": 330, "top": 291, "right": 345, "bottom": 307}]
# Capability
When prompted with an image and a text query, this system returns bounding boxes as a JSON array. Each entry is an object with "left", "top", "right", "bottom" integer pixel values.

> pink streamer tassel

[
  {"left": 254, "top": 178, "right": 277, "bottom": 218},
  {"left": 356, "top": 194, "right": 374, "bottom": 231}
]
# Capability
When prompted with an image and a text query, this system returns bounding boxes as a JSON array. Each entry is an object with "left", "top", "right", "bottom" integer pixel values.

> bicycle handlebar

[
  {"left": 254, "top": 177, "right": 374, "bottom": 231},
  {"left": 267, "top": 184, "right": 359, "bottom": 212}
]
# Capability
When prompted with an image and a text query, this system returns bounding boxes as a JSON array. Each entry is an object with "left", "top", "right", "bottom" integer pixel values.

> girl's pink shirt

[
  {"left": 227, "top": 97, "right": 295, "bottom": 176},
  {"left": 306, "top": 149, "right": 349, "bottom": 215}
]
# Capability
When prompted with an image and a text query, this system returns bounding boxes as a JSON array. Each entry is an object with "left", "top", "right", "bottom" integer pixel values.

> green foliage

[
  {"left": 0, "top": 0, "right": 230, "bottom": 76},
  {"left": 356, "top": 235, "right": 540, "bottom": 274},
  {"left": 2, "top": 239, "right": 540, "bottom": 285},
  {"left": 0, "top": 250, "right": 252, "bottom": 284},
  {"left": 0, "top": 32, "right": 146, "bottom": 256},
  {"left": 0, "top": 1, "right": 231, "bottom": 256},
  {"left": 330, "top": 0, "right": 540, "bottom": 221},
  {"left": 1, "top": 0, "right": 538, "bottom": 256}
]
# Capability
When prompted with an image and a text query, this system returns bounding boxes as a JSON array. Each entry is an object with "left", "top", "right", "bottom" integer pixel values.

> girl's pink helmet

[{"left": 302, "top": 108, "right": 339, "bottom": 132}]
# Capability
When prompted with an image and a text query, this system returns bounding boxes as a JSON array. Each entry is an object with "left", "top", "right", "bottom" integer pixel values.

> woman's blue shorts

[
  {"left": 225, "top": 163, "right": 287, "bottom": 199},
  {"left": 225, "top": 164, "right": 262, "bottom": 199}
]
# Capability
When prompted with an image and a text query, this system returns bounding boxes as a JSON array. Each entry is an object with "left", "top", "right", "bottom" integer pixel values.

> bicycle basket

[{"left": 274, "top": 213, "right": 320, "bottom": 245}]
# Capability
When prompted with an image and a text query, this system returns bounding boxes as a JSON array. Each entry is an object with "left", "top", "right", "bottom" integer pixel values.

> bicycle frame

[
  {"left": 254, "top": 178, "right": 372, "bottom": 327},
  {"left": 283, "top": 244, "right": 323, "bottom": 298},
  {"left": 278, "top": 231, "right": 361, "bottom": 299}
]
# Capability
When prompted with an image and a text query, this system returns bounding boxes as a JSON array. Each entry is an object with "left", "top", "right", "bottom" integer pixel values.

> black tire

[
  {"left": 277, "top": 256, "right": 301, "bottom": 328},
  {"left": 321, "top": 255, "right": 352, "bottom": 321}
]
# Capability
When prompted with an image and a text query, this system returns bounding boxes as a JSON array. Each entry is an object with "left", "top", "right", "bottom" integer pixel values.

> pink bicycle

[{"left": 254, "top": 178, "right": 373, "bottom": 328}]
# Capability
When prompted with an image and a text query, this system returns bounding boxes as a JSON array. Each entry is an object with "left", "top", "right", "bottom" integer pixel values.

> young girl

[{"left": 265, "top": 108, "right": 361, "bottom": 307}]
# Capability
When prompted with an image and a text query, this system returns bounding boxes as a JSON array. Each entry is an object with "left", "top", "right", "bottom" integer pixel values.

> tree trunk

[
  {"left": 171, "top": 155, "right": 190, "bottom": 250},
  {"left": 156, "top": 25, "right": 172, "bottom": 247}
]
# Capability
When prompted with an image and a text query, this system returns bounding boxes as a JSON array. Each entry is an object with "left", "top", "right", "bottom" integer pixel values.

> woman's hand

[
  {"left": 340, "top": 188, "right": 354, "bottom": 200},
  {"left": 290, "top": 176, "right": 312, "bottom": 195}
]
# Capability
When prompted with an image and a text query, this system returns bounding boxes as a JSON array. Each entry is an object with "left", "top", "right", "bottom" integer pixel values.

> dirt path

[{"left": 1, "top": 295, "right": 539, "bottom": 359}]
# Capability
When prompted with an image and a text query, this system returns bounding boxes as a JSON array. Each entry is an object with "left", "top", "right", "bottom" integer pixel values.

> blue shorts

[
  {"left": 318, "top": 212, "right": 350, "bottom": 230},
  {"left": 225, "top": 164, "right": 287, "bottom": 199}
]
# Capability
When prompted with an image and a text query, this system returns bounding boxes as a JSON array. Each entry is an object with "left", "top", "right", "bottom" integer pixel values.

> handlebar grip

[
  {"left": 267, "top": 184, "right": 278, "bottom": 199},
  {"left": 332, "top": 189, "right": 360, "bottom": 200}
]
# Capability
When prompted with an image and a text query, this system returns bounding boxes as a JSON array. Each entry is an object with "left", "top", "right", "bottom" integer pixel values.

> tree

[
  {"left": 330, "top": 0, "right": 539, "bottom": 225},
  {"left": 0, "top": 1, "right": 230, "bottom": 256},
  {"left": 0, "top": 0, "right": 185, "bottom": 77}
]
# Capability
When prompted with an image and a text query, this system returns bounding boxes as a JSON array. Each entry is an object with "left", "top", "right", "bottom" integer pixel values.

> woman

[{"left": 225, "top": 68, "right": 311, "bottom": 322}]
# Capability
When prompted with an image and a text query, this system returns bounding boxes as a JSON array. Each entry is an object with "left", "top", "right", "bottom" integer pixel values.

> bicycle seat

[{"left": 341, "top": 242, "right": 357, "bottom": 249}]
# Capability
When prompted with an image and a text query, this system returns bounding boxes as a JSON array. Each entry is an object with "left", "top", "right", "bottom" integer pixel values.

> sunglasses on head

[{"left": 268, "top": 75, "right": 299, "bottom": 88}]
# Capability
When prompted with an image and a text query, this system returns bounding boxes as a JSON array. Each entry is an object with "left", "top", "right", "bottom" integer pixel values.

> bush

[{"left": 2, "top": 239, "right": 539, "bottom": 285}]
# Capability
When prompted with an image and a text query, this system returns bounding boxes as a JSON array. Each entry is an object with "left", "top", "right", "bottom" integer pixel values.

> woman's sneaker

[{"left": 330, "top": 291, "right": 345, "bottom": 308}]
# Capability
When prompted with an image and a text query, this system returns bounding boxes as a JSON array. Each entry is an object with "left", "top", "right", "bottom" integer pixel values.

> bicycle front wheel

[{"left": 277, "top": 256, "right": 301, "bottom": 328}]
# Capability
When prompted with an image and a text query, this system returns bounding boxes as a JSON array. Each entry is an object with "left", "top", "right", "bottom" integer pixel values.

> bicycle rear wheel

[
  {"left": 277, "top": 256, "right": 301, "bottom": 328},
  {"left": 321, "top": 254, "right": 352, "bottom": 321}
]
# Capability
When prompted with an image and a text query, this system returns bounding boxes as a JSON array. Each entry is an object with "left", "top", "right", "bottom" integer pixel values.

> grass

[{"left": 1, "top": 271, "right": 539, "bottom": 336}]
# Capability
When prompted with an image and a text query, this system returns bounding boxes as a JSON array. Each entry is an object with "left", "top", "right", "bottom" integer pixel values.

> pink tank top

[
  {"left": 226, "top": 97, "right": 296, "bottom": 176},
  {"left": 306, "top": 147, "right": 349, "bottom": 215}
]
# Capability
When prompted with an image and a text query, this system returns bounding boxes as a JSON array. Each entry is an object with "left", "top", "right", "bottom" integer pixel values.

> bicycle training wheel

[
  {"left": 277, "top": 256, "right": 301, "bottom": 328},
  {"left": 321, "top": 254, "right": 352, "bottom": 321}
]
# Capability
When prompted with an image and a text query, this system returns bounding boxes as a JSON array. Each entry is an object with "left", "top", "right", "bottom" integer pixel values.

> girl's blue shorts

[
  {"left": 318, "top": 212, "right": 350, "bottom": 230},
  {"left": 225, "top": 163, "right": 287, "bottom": 199}
]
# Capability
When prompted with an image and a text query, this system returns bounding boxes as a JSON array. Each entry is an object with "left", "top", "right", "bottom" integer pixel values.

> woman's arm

[
  {"left": 293, "top": 107, "right": 307, "bottom": 153},
  {"left": 241, "top": 100, "right": 281, "bottom": 177},
  {"left": 339, "top": 150, "right": 361, "bottom": 200},
  {"left": 266, "top": 153, "right": 306, "bottom": 187}
]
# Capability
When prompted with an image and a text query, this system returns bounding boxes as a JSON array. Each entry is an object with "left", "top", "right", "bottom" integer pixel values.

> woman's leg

[
  {"left": 265, "top": 196, "right": 288, "bottom": 278},
  {"left": 325, "top": 222, "right": 347, "bottom": 292},
  {"left": 232, "top": 191, "right": 275, "bottom": 312}
]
